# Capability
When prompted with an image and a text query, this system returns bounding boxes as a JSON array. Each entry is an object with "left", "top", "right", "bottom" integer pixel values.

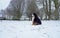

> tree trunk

[
  {"left": 48, "top": 0, "right": 51, "bottom": 20},
  {"left": 45, "top": 0, "right": 48, "bottom": 20},
  {"left": 53, "top": 0, "right": 59, "bottom": 20}
]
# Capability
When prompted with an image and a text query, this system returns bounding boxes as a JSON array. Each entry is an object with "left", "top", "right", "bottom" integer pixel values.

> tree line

[{"left": 0, "top": 0, "right": 60, "bottom": 20}]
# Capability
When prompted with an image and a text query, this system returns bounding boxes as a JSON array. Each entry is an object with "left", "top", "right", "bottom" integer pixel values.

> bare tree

[
  {"left": 26, "top": 0, "right": 39, "bottom": 20},
  {"left": 43, "top": 0, "right": 51, "bottom": 20},
  {"left": 48, "top": 0, "right": 51, "bottom": 20},
  {"left": 53, "top": 0, "right": 59, "bottom": 20},
  {"left": 8, "top": 0, "right": 24, "bottom": 20}
]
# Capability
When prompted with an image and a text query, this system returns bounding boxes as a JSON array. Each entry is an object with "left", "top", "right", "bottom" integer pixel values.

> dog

[{"left": 32, "top": 13, "right": 42, "bottom": 25}]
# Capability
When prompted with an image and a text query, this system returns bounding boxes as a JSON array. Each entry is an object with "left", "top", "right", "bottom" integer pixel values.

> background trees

[
  {"left": 42, "top": 0, "right": 60, "bottom": 20},
  {"left": 53, "top": 0, "right": 59, "bottom": 20},
  {"left": 26, "top": 0, "right": 39, "bottom": 20},
  {"left": 0, "top": 0, "right": 60, "bottom": 20}
]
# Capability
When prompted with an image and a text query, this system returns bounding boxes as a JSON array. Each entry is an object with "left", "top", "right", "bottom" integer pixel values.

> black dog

[{"left": 32, "top": 13, "right": 42, "bottom": 25}]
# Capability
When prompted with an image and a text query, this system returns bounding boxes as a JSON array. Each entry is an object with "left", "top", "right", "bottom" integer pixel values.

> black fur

[{"left": 32, "top": 13, "right": 42, "bottom": 25}]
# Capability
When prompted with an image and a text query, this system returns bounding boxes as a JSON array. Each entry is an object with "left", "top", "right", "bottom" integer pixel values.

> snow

[{"left": 0, "top": 20, "right": 60, "bottom": 38}]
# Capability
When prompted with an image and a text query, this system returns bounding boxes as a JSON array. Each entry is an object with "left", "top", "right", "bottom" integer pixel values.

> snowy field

[{"left": 0, "top": 20, "right": 60, "bottom": 38}]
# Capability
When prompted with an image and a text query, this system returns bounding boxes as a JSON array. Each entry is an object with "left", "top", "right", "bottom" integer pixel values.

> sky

[{"left": 0, "top": 0, "right": 11, "bottom": 10}]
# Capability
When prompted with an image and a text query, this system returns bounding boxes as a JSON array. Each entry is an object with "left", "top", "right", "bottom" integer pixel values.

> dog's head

[{"left": 32, "top": 13, "right": 38, "bottom": 18}]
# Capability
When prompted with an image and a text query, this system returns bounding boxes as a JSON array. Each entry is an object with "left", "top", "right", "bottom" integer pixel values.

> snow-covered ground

[{"left": 0, "top": 20, "right": 60, "bottom": 38}]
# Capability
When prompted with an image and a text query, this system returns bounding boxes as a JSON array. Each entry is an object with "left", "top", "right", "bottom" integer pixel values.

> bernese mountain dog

[{"left": 32, "top": 13, "right": 42, "bottom": 25}]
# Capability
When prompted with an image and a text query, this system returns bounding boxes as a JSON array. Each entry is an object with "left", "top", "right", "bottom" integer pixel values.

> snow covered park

[{"left": 0, "top": 20, "right": 60, "bottom": 38}]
